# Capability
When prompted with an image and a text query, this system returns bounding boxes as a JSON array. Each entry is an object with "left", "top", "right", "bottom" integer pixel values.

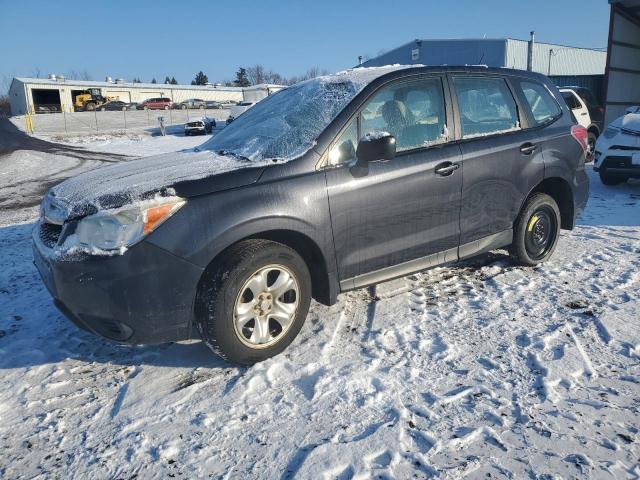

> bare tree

[
  {"left": 66, "top": 69, "right": 93, "bottom": 81},
  {"left": 32, "top": 67, "right": 42, "bottom": 78},
  {"left": 247, "top": 64, "right": 266, "bottom": 85},
  {"left": 1, "top": 74, "right": 12, "bottom": 94}
]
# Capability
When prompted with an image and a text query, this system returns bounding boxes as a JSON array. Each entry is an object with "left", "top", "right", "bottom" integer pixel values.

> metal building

[
  {"left": 7, "top": 76, "right": 284, "bottom": 115},
  {"left": 603, "top": 0, "right": 640, "bottom": 124},
  {"left": 362, "top": 38, "right": 607, "bottom": 75}
]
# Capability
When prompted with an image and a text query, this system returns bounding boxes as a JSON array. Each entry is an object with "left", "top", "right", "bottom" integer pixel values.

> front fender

[{"left": 147, "top": 169, "right": 337, "bottom": 282}]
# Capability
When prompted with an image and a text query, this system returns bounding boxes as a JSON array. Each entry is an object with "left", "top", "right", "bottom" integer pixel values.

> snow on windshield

[{"left": 204, "top": 65, "right": 411, "bottom": 162}]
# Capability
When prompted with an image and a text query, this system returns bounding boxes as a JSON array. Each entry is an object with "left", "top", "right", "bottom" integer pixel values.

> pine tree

[
  {"left": 132, "top": 77, "right": 141, "bottom": 83},
  {"left": 164, "top": 76, "right": 171, "bottom": 84},
  {"left": 233, "top": 67, "right": 250, "bottom": 87},
  {"left": 170, "top": 77, "right": 178, "bottom": 85},
  {"left": 192, "top": 71, "right": 209, "bottom": 86},
  {"left": 151, "top": 78, "right": 157, "bottom": 84}
]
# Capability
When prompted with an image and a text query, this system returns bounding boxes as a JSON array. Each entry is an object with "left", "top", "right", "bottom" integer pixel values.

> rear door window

[
  {"left": 452, "top": 77, "right": 520, "bottom": 138},
  {"left": 519, "top": 81, "right": 562, "bottom": 126}
]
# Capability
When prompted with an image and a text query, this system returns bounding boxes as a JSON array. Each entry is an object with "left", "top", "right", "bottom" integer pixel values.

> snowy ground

[
  {"left": 0, "top": 135, "right": 639, "bottom": 478},
  {"left": 38, "top": 129, "right": 214, "bottom": 157}
]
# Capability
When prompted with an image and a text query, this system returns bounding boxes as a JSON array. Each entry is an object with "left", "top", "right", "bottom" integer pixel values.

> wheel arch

[
  {"left": 530, "top": 177, "right": 575, "bottom": 230},
  {"left": 195, "top": 229, "right": 336, "bottom": 310}
]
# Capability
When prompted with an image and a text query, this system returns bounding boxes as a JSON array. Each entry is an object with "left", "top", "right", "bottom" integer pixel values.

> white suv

[
  {"left": 593, "top": 106, "right": 640, "bottom": 185},
  {"left": 560, "top": 87, "right": 604, "bottom": 160}
]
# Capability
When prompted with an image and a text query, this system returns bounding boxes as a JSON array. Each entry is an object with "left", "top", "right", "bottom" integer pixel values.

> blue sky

[{"left": 0, "top": 0, "right": 610, "bottom": 89}]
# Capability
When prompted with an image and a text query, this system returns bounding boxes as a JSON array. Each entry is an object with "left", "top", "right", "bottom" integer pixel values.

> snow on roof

[{"left": 317, "top": 64, "right": 418, "bottom": 86}]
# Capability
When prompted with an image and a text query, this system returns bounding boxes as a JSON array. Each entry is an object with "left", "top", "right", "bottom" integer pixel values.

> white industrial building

[{"left": 7, "top": 76, "right": 284, "bottom": 115}]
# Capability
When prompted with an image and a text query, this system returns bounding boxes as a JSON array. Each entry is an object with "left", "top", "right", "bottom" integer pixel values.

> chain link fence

[{"left": 21, "top": 107, "right": 230, "bottom": 135}]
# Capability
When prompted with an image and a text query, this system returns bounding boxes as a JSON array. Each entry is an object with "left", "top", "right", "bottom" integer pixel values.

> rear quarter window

[{"left": 519, "top": 81, "right": 562, "bottom": 126}]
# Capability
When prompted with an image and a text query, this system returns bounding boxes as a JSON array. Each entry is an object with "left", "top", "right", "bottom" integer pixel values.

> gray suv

[{"left": 33, "top": 66, "right": 589, "bottom": 365}]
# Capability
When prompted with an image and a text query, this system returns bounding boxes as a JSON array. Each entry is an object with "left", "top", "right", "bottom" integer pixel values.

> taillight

[{"left": 571, "top": 125, "right": 589, "bottom": 152}]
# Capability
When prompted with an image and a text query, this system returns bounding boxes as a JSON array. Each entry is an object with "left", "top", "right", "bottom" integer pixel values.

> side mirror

[
  {"left": 625, "top": 106, "right": 640, "bottom": 115},
  {"left": 356, "top": 132, "right": 396, "bottom": 163}
]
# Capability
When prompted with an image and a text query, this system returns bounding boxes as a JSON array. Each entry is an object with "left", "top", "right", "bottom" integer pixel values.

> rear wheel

[
  {"left": 196, "top": 239, "right": 311, "bottom": 365},
  {"left": 599, "top": 170, "right": 628, "bottom": 185},
  {"left": 586, "top": 132, "right": 597, "bottom": 162},
  {"left": 85, "top": 102, "right": 96, "bottom": 111},
  {"left": 510, "top": 193, "right": 561, "bottom": 266}
]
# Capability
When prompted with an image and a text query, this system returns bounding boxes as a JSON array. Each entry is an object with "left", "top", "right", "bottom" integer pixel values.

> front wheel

[
  {"left": 196, "top": 239, "right": 311, "bottom": 365},
  {"left": 509, "top": 193, "right": 561, "bottom": 266}
]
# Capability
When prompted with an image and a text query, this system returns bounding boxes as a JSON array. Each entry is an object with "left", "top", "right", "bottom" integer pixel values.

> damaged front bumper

[{"left": 32, "top": 224, "right": 204, "bottom": 344}]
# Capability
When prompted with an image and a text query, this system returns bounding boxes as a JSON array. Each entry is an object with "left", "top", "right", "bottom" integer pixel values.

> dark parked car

[
  {"left": 34, "top": 66, "right": 589, "bottom": 365},
  {"left": 184, "top": 118, "right": 215, "bottom": 135},
  {"left": 98, "top": 101, "right": 136, "bottom": 111},
  {"left": 137, "top": 98, "right": 172, "bottom": 110}
]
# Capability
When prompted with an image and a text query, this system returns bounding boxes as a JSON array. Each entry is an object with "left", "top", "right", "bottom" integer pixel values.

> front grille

[
  {"left": 621, "top": 128, "right": 640, "bottom": 137},
  {"left": 609, "top": 145, "right": 638, "bottom": 151},
  {"left": 39, "top": 222, "right": 62, "bottom": 248}
]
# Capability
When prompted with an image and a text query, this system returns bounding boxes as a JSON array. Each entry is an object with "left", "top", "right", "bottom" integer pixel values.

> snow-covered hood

[
  {"left": 612, "top": 113, "right": 640, "bottom": 133},
  {"left": 45, "top": 150, "right": 267, "bottom": 221}
]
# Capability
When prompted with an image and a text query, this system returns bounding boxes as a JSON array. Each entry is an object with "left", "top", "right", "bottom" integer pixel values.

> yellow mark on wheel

[{"left": 527, "top": 215, "right": 539, "bottom": 232}]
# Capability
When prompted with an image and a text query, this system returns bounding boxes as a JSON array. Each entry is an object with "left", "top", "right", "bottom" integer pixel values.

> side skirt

[{"left": 339, "top": 229, "right": 513, "bottom": 292}]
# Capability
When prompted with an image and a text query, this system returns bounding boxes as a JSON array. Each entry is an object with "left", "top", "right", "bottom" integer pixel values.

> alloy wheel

[{"left": 233, "top": 265, "right": 299, "bottom": 348}]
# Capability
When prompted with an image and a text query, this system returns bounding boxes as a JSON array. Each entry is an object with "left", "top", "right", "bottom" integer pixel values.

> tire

[
  {"left": 509, "top": 193, "right": 561, "bottom": 266},
  {"left": 196, "top": 239, "right": 312, "bottom": 365},
  {"left": 182, "top": 105, "right": 187, "bottom": 110},
  {"left": 586, "top": 132, "right": 596, "bottom": 162},
  {"left": 599, "top": 170, "right": 628, "bottom": 185},
  {"left": 85, "top": 103, "right": 96, "bottom": 111}
]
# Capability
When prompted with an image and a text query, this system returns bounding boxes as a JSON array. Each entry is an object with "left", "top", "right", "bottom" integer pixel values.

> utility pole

[
  {"left": 548, "top": 48, "right": 554, "bottom": 75},
  {"left": 527, "top": 31, "right": 535, "bottom": 71}
]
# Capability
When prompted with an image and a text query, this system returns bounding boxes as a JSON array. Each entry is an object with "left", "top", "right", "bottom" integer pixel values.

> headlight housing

[
  {"left": 74, "top": 198, "right": 185, "bottom": 252},
  {"left": 603, "top": 126, "right": 619, "bottom": 139}
]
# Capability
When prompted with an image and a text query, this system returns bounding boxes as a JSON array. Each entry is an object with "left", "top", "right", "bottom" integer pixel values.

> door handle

[
  {"left": 434, "top": 162, "right": 460, "bottom": 176},
  {"left": 520, "top": 143, "right": 537, "bottom": 155},
  {"left": 581, "top": 112, "right": 588, "bottom": 116}
]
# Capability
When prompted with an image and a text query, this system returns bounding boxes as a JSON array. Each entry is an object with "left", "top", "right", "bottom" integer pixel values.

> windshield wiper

[{"left": 216, "top": 150, "right": 251, "bottom": 162}]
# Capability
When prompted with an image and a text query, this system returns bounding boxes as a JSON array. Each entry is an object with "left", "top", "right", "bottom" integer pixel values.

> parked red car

[{"left": 137, "top": 97, "right": 173, "bottom": 110}]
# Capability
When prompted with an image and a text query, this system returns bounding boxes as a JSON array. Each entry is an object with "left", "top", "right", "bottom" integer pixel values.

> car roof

[{"left": 320, "top": 64, "right": 550, "bottom": 87}]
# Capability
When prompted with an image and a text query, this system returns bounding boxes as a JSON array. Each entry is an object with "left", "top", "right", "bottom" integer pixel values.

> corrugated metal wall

[
  {"left": 363, "top": 39, "right": 606, "bottom": 78},
  {"left": 505, "top": 39, "right": 607, "bottom": 75},
  {"left": 604, "top": 4, "right": 640, "bottom": 124},
  {"left": 549, "top": 75, "right": 605, "bottom": 104},
  {"left": 363, "top": 39, "right": 507, "bottom": 68}
]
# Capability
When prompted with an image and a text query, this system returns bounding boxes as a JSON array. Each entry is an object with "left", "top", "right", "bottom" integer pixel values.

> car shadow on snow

[{"left": 0, "top": 221, "right": 229, "bottom": 370}]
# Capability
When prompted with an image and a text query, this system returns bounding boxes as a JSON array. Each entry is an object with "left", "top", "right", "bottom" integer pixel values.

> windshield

[{"left": 203, "top": 78, "right": 361, "bottom": 161}]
